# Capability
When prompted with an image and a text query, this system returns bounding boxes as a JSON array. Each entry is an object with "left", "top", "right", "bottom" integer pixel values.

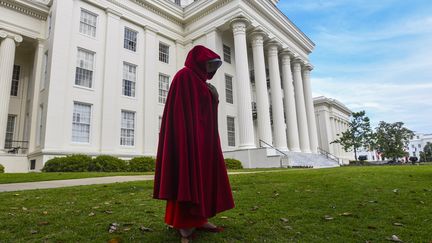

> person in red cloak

[{"left": 153, "top": 45, "right": 235, "bottom": 240}]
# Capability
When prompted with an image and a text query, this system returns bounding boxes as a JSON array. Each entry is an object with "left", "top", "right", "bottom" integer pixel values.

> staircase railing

[
  {"left": 317, "top": 147, "right": 341, "bottom": 164},
  {"left": 259, "top": 139, "right": 289, "bottom": 168}
]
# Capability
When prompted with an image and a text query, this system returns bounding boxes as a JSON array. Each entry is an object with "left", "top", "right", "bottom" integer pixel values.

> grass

[
  {"left": 0, "top": 172, "right": 151, "bottom": 184},
  {"left": 0, "top": 168, "right": 287, "bottom": 184},
  {"left": 0, "top": 166, "right": 431, "bottom": 242}
]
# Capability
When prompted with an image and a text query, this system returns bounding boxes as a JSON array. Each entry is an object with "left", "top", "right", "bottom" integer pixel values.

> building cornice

[
  {"left": 0, "top": 0, "right": 49, "bottom": 20},
  {"left": 313, "top": 96, "right": 352, "bottom": 116},
  {"left": 244, "top": 0, "right": 314, "bottom": 53}
]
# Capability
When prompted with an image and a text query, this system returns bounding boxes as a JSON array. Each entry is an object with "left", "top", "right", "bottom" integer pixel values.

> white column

[
  {"left": 142, "top": 26, "right": 159, "bottom": 155},
  {"left": 280, "top": 51, "right": 300, "bottom": 152},
  {"left": 28, "top": 39, "right": 45, "bottom": 153},
  {"left": 330, "top": 116, "right": 337, "bottom": 155},
  {"left": 100, "top": 9, "right": 122, "bottom": 153},
  {"left": 302, "top": 64, "right": 319, "bottom": 153},
  {"left": 250, "top": 31, "right": 272, "bottom": 147},
  {"left": 0, "top": 30, "right": 22, "bottom": 152},
  {"left": 292, "top": 58, "right": 311, "bottom": 153},
  {"left": 231, "top": 18, "right": 255, "bottom": 149},
  {"left": 266, "top": 42, "right": 288, "bottom": 151}
]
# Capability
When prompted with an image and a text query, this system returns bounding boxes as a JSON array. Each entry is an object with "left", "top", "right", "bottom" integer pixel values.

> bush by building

[
  {"left": 128, "top": 156, "right": 155, "bottom": 172},
  {"left": 42, "top": 154, "right": 92, "bottom": 172},
  {"left": 88, "top": 155, "right": 127, "bottom": 172},
  {"left": 0, "top": 164, "right": 4, "bottom": 173},
  {"left": 224, "top": 158, "right": 243, "bottom": 169}
]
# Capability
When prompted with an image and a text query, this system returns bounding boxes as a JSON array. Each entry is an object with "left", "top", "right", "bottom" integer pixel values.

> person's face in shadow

[{"left": 206, "top": 58, "right": 222, "bottom": 73}]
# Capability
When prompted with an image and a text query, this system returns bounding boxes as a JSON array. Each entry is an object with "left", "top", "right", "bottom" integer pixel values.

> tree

[
  {"left": 331, "top": 111, "right": 373, "bottom": 160},
  {"left": 374, "top": 121, "right": 414, "bottom": 162},
  {"left": 420, "top": 142, "right": 432, "bottom": 162}
]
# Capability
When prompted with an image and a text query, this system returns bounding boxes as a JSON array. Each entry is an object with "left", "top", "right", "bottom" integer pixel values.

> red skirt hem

[{"left": 164, "top": 200, "right": 207, "bottom": 229}]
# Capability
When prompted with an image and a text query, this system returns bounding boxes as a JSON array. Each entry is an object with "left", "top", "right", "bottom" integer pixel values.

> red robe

[{"left": 153, "top": 45, "right": 235, "bottom": 224}]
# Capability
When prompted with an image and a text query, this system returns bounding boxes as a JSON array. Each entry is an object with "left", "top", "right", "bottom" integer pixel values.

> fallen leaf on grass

[
  {"left": 139, "top": 226, "right": 153, "bottom": 232},
  {"left": 419, "top": 201, "right": 425, "bottom": 204},
  {"left": 37, "top": 221, "right": 49, "bottom": 226},
  {"left": 22, "top": 207, "right": 28, "bottom": 211},
  {"left": 251, "top": 206, "right": 259, "bottom": 211},
  {"left": 89, "top": 212, "right": 95, "bottom": 216},
  {"left": 123, "top": 227, "right": 131, "bottom": 231},
  {"left": 220, "top": 216, "right": 229, "bottom": 219},
  {"left": 42, "top": 211, "right": 48, "bottom": 215},
  {"left": 108, "top": 223, "right": 119, "bottom": 233},
  {"left": 30, "top": 229, "right": 38, "bottom": 234},
  {"left": 324, "top": 215, "right": 334, "bottom": 220},
  {"left": 339, "top": 212, "right": 353, "bottom": 216},
  {"left": 8, "top": 213, "right": 15, "bottom": 216},
  {"left": 108, "top": 237, "right": 122, "bottom": 243},
  {"left": 280, "top": 218, "right": 289, "bottom": 223},
  {"left": 368, "top": 200, "right": 378, "bottom": 203},
  {"left": 283, "top": 225, "right": 293, "bottom": 230},
  {"left": 92, "top": 206, "right": 100, "bottom": 209},
  {"left": 104, "top": 210, "right": 113, "bottom": 214},
  {"left": 386, "top": 235, "right": 403, "bottom": 242},
  {"left": 393, "top": 189, "right": 399, "bottom": 193},
  {"left": 14, "top": 194, "right": 19, "bottom": 196},
  {"left": 393, "top": 223, "right": 404, "bottom": 227}
]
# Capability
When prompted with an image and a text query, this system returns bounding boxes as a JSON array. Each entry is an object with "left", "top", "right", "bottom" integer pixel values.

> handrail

[
  {"left": 259, "top": 139, "right": 289, "bottom": 168},
  {"left": 259, "top": 139, "right": 288, "bottom": 157},
  {"left": 317, "top": 147, "right": 340, "bottom": 164},
  {"left": 5, "top": 140, "right": 29, "bottom": 154}
]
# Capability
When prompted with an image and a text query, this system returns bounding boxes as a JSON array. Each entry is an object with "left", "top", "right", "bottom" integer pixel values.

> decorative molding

[
  {"left": 0, "top": 29, "right": 23, "bottom": 44},
  {"left": 128, "top": 0, "right": 182, "bottom": 25},
  {"left": 185, "top": 0, "right": 232, "bottom": 24},
  {"left": 0, "top": 0, "right": 48, "bottom": 20}
]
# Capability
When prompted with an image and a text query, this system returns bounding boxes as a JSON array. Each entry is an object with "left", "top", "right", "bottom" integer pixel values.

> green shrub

[
  {"left": 224, "top": 158, "right": 243, "bottom": 169},
  {"left": 89, "top": 155, "right": 127, "bottom": 172},
  {"left": 128, "top": 156, "right": 155, "bottom": 172},
  {"left": 0, "top": 164, "right": 4, "bottom": 173},
  {"left": 42, "top": 154, "right": 92, "bottom": 172}
]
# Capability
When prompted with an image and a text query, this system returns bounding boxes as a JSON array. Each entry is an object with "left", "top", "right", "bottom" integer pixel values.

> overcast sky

[{"left": 278, "top": 0, "right": 432, "bottom": 133}]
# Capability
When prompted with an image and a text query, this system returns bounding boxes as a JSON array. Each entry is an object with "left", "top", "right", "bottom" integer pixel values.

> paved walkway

[{"left": 0, "top": 171, "right": 275, "bottom": 193}]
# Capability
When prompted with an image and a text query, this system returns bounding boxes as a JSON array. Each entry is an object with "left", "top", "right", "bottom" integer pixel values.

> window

[
  {"left": 36, "top": 105, "right": 43, "bottom": 146},
  {"left": 174, "top": 0, "right": 181, "bottom": 6},
  {"left": 10, "top": 65, "right": 20, "bottom": 96},
  {"left": 223, "top": 44, "right": 231, "bottom": 63},
  {"left": 159, "top": 42, "right": 169, "bottom": 63},
  {"left": 418, "top": 144, "right": 422, "bottom": 148},
  {"left": 159, "top": 74, "right": 170, "bottom": 104},
  {"left": 41, "top": 51, "right": 48, "bottom": 90},
  {"left": 124, "top": 27, "right": 137, "bottom": 52},
  {"left": 75, "top": 49, "right": 94, "bottom": 88},
  {"left": 158, "top": 116, "right": 162, "bottom": 131},
  {"left": 72, "top": 102, "right": 91, "bottom": 143},
  {"left": 122, "top": 62, "right": 136, "bottom": 97},
  {"left": 412, "top": 144, "right": 415, "bottom": 148},
  {"left": 225, "top": 74, "right": 233, "bottom": 104},
  {"left": 227, "top": 116, "right": 235, "bottom": 146},
  {"left": 30, "top": 159, "right": 36, "bottom": 170},
  {"left": 5, "top": 115, "right": 16, "bottom": 149},
  {"left": 121, "top": 111, "right": 135, "bottom": 146},
  {"left": 79, "top": 9, "right": 97, "bottom": 37}
]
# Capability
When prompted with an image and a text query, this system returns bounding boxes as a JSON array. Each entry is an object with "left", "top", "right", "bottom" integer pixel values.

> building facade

[
  {"left": 313, "top": 96, "right": 354, "bottom": 164},
  {"left": 0, "top": 0, "right": 322, "bottom": 172},
  {"left": 408, "top": 133, "right": 432, "bottom": 160}
]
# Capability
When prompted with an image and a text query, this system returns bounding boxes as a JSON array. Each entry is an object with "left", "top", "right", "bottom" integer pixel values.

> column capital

[
  {"left": 230, "top": 17, "right": 250, "bottom": 35},
  {"left": 303, "top": 63, "right": 314, "bottom": 71},
  {"left": 0, "top": 30, "right": 23, "bottom": 45},
  {"left": 250, "top": 30, "right": 267, "bottom": 47},
  {"left": 265, "top": 41, "right": 281, "bottom": 56}
]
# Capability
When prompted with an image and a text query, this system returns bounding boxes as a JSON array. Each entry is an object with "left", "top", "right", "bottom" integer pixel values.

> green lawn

[
  {"left": 0, "top": 168, "right": 287, "bottom": 184},
  {"left": 0, "top": 166, "right": 431, "bottom": 242},
  {"left": 0, "top": 172, "right": 152, "bottom": 184}
]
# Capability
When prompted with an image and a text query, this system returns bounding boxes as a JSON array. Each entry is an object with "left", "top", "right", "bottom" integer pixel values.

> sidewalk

[{"left": 0, "top": 171, "right": 273, "bottom": 193}]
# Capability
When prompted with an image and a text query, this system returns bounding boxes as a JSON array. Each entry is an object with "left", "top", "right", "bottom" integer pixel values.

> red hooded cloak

[{"left": 153, "top": 45, "right": 235, "bottom": 219}]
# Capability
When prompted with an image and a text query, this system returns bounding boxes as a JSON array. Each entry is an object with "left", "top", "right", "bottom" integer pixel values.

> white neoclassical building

[
  {"left": 313, "top": 96, "right": 354, "bottom": 164},
  {"left": 0, "top": 0, "right": 337, "bottom": 172},
  {"left": 408, "top": 133, "right": 432, "bottom": 160}
]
